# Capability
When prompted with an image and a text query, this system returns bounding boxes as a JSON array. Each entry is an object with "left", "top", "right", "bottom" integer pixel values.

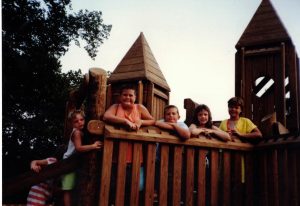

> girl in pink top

[
  {"left": 103, "top": 84, "right": 154, "bottom": 203},
  {"left": 103, "top": 84, "right": 155, "bottom": 130}
]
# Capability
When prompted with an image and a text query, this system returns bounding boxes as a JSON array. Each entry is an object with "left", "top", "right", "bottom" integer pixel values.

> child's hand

[
  {"left": 30, "top": 160, "right": 42, "bottom": 173},
  {"left": 93, "top": 140, "right": 103, "bottom": 149},
  {"left": 125, "top": 119, "right": 138, "bottom": 131},
  {"left": 135, "top": 119, "right": 143, "bottom": 130}
]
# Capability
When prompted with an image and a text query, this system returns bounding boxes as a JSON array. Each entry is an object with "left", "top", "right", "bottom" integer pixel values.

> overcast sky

[{"left": 60, "top": 0, "right": 300, "bottom": 121}]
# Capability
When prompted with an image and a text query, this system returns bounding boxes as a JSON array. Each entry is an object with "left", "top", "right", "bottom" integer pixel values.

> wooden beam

[{"left": 3, "top": 153, "right": 82, "bottom": 198}]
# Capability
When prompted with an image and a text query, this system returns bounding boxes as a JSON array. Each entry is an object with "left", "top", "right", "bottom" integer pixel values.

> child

[
  {"left": 155, "top": 105, "right": 190, "bottom": 139},
  {"left": 27, "top": 157, "right": 57, "bottom": 206},
  {"left": 103, "top": 84, "right": 155, "bottom": 130},
  {"left": 62, "top": 110, "right": 102, "bottom": 206},
  {"left": 219, "top": 97, "right": 262, "bottom": 140},
  {"left": 189, "top": 104, "right": 231, "bottom": 141},
  {"left": 103, "top": 84, "right": 155, "bottom": 202}
]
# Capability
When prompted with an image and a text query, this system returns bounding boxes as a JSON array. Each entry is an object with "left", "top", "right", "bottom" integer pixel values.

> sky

[{"left": 60, "top": 0, "right": 300, "bottom": 121}]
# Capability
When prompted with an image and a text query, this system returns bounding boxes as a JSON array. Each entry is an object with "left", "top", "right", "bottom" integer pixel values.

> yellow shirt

[{"left": 219, "top": 117, "right": 257, "bottom": 134}]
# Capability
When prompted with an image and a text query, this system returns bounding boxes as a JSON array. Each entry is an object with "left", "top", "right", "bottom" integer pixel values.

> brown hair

[
  {"left": 227, "top": 97, "right": 244, "bottom": 111},
  {"left": 192, "top": 104, "right": 213, "bottom": 128}
]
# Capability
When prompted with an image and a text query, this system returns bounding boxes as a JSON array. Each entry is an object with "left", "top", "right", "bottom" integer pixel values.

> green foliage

[{"left": 2, "top": 0, "right": 111, "bottom": 178}]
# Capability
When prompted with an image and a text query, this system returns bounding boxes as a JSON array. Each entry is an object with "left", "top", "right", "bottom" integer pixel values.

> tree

[{"left": 2, "top": 0, "right": 112, "bottom": 178}]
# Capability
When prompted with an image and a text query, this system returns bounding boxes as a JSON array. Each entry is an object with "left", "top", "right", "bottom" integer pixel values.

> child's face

[
  {"left": 164, "top": 107, "right": 180, "bottom": 123},
  {"left": 120, "top": 89, "right": 136, "bottom": 108},
  {"left": 72, "top": 114, "right": 85, "bottom": 130},
  {"left": 228, "top": 105, "right": 241, "bottom": 119},
  {"left": 197, "top": 109, "right": 209, "bottom": 126}
]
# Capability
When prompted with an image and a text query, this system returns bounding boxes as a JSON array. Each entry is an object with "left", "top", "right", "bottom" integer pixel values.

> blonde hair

[{"left": 68, "top": 110, "right": 85, "bottom": 121}]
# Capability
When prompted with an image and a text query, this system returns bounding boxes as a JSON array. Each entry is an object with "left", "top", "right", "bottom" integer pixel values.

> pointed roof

[
  {"left": 236, "top": 0, "right": 291, "bottom": 48},
  {"left": 108, "top": 32, "right": 170, "bottom": 91}
]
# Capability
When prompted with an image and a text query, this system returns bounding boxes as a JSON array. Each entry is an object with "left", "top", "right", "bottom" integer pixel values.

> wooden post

[
  {"left": 138, "top": 80, "right": 144, "bottom": 104},
  {"left": 277, "top": 43, "right": 286, "bottom": 126},
  {"left": 78, "top": 68, "right": 107, "bottom": 206},
  {"left": 146, "top": 82, "right": 154, "bottom": 114}
]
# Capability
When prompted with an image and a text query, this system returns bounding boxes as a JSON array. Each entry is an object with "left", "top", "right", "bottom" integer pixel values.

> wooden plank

[
  {"left": 130, "top": 143, "right": 143, "bottom": 206},
  {"left": 223, "top": 151, "right": 231, "bottom": 206},
  {"left": 259, "top": 152, "right": 268, "bottom": 206},
  {"left": 281, "top": 149, "right": 289, "bottom": 205},
  {"left": 244, "top": 152, "right": 254, "bottom": 206},
  {"left": 105, "top": 125, "right": 254, "bottom": 151},
  {"left": 159, "top": 145, "right": 169, "bottom": 206},
  {"left": 146, "top": 82, "right": 154, "bottom": 114},
  {"left": 271, "top": 150, "right": 279, "bottom": 206},
  {"left": 276, "top": 43, "right": 286, "bottom": 126},
  {"left": 99, "top": 139, "right": 113, "bottom": 206},
  {"left": 288, "top": 149, "right": 298, "bottom": 206},
  {"left": 172, "top": 146, "right": 183, "bottom": 206},
  {"left": 231, "top": 152, "right": 243, "bottom": 206},
  {"left": 197, "top": 149, "right": 207, "bottom": 206},
  {"left": 210, "top": 150, "right": 219, "bottom": 206},
  {"left": 185, "top": 147, "right": 195, "bottom": 206},
  {"left": 153, "top": 88, "right": 169, "bottom": 100},
  {"left": 115, "top": 142, "right": 128, "bottom": 205},
  {"left": 137, "top": 80, "right": 143, "bottom": 104},
  {"left": 3, "top": 153, "right": 81, "bottom": 198},
  {"left": 144, "top": 143, "right": 156, "bottom": 206},
  {"left": 105, "top": 84, "right": 112, "bottom": 109}
]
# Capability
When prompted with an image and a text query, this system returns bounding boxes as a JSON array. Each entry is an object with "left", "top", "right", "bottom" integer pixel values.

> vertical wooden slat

[
  {"left": 99, "top": 139, "right": 114, "bottom": 206},
  {"left": 259, "top": 152, "right": 268, "bottom": 206},
  {"left": 106, "top": 84, "right": 112, "bottom": 109},
  {"left": 289, "top": 149, "right": 298, "bottom": 206},
  {"left": 130, "top": 143, "right": 143, "bottom": 206},
  {"left": 271, "top": 150, "right": 279, "bottom": 206},
  {"left": 232, "top": 152, "right": 242, "bottom": 206},
  {"left": 277, "top": 42, "right": 286, "bottom": 126},
  {"left": 185, "top": 148, "right": 195, "bottom": 206},
  {"left": 172, "top": 146, "right": 183, "bottom": 206},
  {"left": 286, "top": 46, "right": 299, "bottom": 131},
  {"left": 138, "top": 81, "right": 143, "bottom": 104},
  {"left": 146, "top": 82, "right": 154, "bottom": 115},
  {"left": 115, "top": 142, "right": 128, "bottom": 206},
  {"left": 144, "top": 143, "right": 156, "bottom": 206},
  {"left": 159, "top": 145, "right": 169, "bottom": 206},
  {"left": 210, "top": 150, "right": 219, "bottom": 206},
  {"left": 281, "top": 149, "right": 289, "bottom": 205},
  {"left": 245, "top": 152, "right": 254, "bottom": 206},
  {"left": 223, "top": 151, "right": 231, "bottom": 206},
  {"left": 197, "top": 149, "right": 207, "bottom": 206}
]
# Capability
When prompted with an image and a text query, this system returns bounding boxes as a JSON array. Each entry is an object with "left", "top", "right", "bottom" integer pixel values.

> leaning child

[{"left": 62, "top": 110, "right": 102, "bottom": 206}]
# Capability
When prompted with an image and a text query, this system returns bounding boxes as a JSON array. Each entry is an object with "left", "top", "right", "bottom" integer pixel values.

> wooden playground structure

[{"left": 3, "top": 0, "right": 300, "bottom": 205}]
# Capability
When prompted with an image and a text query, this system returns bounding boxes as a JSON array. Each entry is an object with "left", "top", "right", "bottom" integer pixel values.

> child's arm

[
  {"left": 103, "top": 104, "right": 137, "bottom": 129},
  {"left": 232, "top": 127, "right": 262, "bottom": 139},
  {"left": 189, "top": 124, "right": 205, "bottom": 136},
  {"left": 155, "top": 120, "right": 174, "bottom": 130},
  {"left": 172, "top": 123, "right": 190, "bottom": 140},
  {"left": 138, "top": 104, "right": 155, "bottom": 126},
  {"left": 73, "top": 130, "right": 102, "bottom": 153},
  {"left": 30, "top": 159, "right": 49, "bottom": 173},
  {"left": 156, "top": 121, "right": 190, "bottom": 139},
  {"left": 210, "top": 126, "right": 231, "bottom": 141}
]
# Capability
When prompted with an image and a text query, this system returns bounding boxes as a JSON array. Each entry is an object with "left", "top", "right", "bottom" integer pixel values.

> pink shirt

[{"left": 115, "top": 104, "right": 142, "bottom": 163}]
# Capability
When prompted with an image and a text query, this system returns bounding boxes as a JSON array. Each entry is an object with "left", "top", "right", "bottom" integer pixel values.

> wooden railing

[
  {"left": 252, "top": 135, "right": 300, "bottom": 206},
  {"left": 3, "top": 125, "right": 300, "bottom": 206},
  {"left": 99, "top": 125, "right": 256, "bottom": 206}
]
